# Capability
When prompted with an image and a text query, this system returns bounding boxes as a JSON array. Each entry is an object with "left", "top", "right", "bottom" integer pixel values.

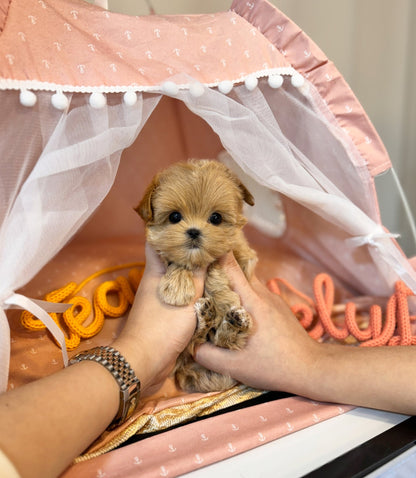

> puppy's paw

[
  {"left": 215, "top": 306, "right": 252, "bottom": 350},
  {"left": 226, "top": 306, "right": 251, "bottom": 328},
  {"left": 158, "top": 269, "right": 195, "bottom": 306},
  {"left": 194, "top": 297, "right": 216, "bottom": 335},
  {"left": 194, "top": 297, "right": 215, "bottom": 329}
]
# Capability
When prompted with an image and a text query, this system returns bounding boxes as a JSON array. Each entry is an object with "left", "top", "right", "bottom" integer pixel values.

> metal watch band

[{"left": 69, "top": 345, "right": 140, "bottom": 430}]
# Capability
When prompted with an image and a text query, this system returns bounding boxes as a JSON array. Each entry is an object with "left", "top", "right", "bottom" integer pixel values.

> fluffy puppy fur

[{"left": 135, "top": 159, "right": 257, "bottom": 392}]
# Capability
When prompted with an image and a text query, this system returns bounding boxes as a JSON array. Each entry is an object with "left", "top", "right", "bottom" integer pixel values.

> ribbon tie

[
  {"left": 0, "top": 293, "right": 70, "bottom": 393},
  {"left": 347, "top": 229, "right": 400, "bottom": 248}
]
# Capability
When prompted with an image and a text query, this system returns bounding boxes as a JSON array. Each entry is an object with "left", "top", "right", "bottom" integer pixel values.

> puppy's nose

[{"left": 187, "top": 228, "right": 201, "bottom": 239}]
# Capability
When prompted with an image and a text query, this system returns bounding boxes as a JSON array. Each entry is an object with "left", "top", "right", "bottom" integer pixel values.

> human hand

[
  {"left": 194, "top": 252, "right": 319, "bottom": 394},
  {"left": 114, "top": 243, "right": 205, "bottom": 395}
]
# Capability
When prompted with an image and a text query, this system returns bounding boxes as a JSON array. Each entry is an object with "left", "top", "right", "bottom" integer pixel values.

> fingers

[
  {"left": 192, "top": 266, "right": 206, "bottom": 301},
  {"left": 194, "top": 343, "right": 235, "bottom": 375},
  {"left": 218, "top": 252, "right": 257, "bottom": 307}
]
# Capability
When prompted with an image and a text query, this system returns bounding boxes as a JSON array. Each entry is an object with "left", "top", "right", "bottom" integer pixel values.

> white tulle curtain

[
  {"left": 0, "top": 91, "right": 160, "bottom": 297},
  {"left": 0, "top": 90, "right": 161, "bottom": 390}
]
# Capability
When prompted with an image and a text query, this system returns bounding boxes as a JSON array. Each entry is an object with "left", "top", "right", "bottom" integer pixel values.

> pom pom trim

[{"left": 8, "top": 67, "right": 306, "bottom": 108}]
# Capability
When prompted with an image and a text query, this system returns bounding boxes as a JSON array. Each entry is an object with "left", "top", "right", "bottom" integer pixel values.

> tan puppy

[{"left": 136, "top": 160, "right": 257, "bottom": 392}]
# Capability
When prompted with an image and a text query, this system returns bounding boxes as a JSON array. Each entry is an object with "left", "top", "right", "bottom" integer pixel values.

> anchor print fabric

[
  {"left": 0, "top": 0, "right": 288, "bottom": 90},
  {"left": 62, "top": 396, "right": 352, "bottom": 477}
]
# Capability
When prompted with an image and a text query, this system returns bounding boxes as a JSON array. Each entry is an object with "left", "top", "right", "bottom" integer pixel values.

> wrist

[
  {"left": 111, "top": 337, "right": 153, "bottom": 395},
  {"left": 69, "top": 346, "right": 141, "bottom": 430},
  {"left": 286, "top": 339, "right": 323, "bottom": 398},
  {"left": 299, "top": 342, "right": 340, "bottom": 402}
]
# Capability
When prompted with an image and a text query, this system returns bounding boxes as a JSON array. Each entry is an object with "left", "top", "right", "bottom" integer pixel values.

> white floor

[
  {"left": 367, "top": 445, "right": 416, "bottom": 477},
  {"left": 181, "top": 408, "right": 409, "bottom": 478}
]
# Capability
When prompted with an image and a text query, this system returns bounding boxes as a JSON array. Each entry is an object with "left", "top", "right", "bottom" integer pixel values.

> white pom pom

[
  {"left": 123, "top": 90, "right": 137, "bottom": 106},
  {"left": 161, "top": 81, "right": 179, "bottom": 96},
  {"left": 218, "top": 80, "right": 233, "bottom": 94},
  {"left": 268, "top": 74, "right": 284, "bottom": 89},
  {"left": 51, "top": 91, "right": 69, "bottom": 110},
  {"left": 291, "top": 73, "right": 305, "bottom": 88},
  {"left": 89, "top": 92, "right": 107, "bottom": 109},
  {"left": 189, "top": 82, "right": 205, "bottom": 98},
  {"left": 20, "top": 89, "right": 37, "bottom": 107},
  {"left": 244, "top": 75, "right": 258, "bottom": 91}
]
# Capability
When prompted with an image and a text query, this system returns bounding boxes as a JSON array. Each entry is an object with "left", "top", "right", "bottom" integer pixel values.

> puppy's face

[{"left": 136, "top": 160, "right": 254, "bottom": 268}]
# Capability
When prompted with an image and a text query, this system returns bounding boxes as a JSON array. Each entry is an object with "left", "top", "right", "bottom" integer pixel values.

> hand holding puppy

[
  {"left": 194, "top": 251, "right": 318, "bottom": 394},
  {"left": 114, "top": 243, "right": 206, "bottom": 396}
]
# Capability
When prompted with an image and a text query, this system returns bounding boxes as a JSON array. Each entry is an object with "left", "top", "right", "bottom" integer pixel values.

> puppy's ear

[
  {"left": 134, "top": 175, "right": 159, "bottom": 222},
  {"left": 239, "top": 181, "right": 255, "bottom": 206},
  {"left": 223, "top": 163, "right": 255, "bottom": 206}
]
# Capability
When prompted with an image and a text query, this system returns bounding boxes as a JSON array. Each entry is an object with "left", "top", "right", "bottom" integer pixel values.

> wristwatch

[{"left": 69, "top": 345, "right": 141, "bottom": 430}]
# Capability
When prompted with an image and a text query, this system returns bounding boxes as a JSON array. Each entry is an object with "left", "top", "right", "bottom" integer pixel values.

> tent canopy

[{"left": 1, "top": 0, "right": 415, "bottom": 392}]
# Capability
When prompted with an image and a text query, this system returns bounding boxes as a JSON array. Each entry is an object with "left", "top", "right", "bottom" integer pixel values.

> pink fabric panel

[
  {"left": 0, "top": 0, "right": 11, "bottom": 34},
  {"left": 0, "top": 0, "right": 289, "bottom": 91},
  {"left": 232, "top": 0, "right": 391, "bottom": 177},
  {"left": 62, "top": 397, "right": 353, "bottom": 478},
  {"left": 0, "top": 0, "right": 10, "bottom": 32}
]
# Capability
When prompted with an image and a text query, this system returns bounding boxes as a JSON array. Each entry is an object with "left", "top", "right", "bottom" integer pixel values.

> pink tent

[{"left": 1, "top": 0, "right": 415, "bottom": 475}]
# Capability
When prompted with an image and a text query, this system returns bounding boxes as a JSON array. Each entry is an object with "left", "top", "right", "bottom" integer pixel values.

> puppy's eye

[
  {"left": 208, "top": 212, "right": 222, "bottom": 225},
  {"left": 169, "top": 211, "right": 182, "bottom": 224}
]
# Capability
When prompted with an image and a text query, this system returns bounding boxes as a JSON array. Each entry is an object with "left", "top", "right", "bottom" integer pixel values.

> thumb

[
  {"left": 218, "top": 252, "right": 257, "bottom": 308},
  {"left": 194, "top": 343, "right": 236, "bottom": 375},
  {"left": 143, "top": 242, "right": 166, "bottom": 277}
]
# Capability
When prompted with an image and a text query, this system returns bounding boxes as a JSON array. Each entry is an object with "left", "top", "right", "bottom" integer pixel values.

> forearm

[
  {"left": 0, "top": 335, "right": 156, "bottom": 478},
  {"left": 0, "top": 360, "right": 120, "bottom": 478},
  {"left": 303, "top": 343, "right": 416, "bottom": 415}
]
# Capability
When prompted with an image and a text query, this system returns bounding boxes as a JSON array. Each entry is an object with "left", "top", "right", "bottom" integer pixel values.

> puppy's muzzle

[{"left": 186, "top": 228, "right": 202, "bottom": 248}]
